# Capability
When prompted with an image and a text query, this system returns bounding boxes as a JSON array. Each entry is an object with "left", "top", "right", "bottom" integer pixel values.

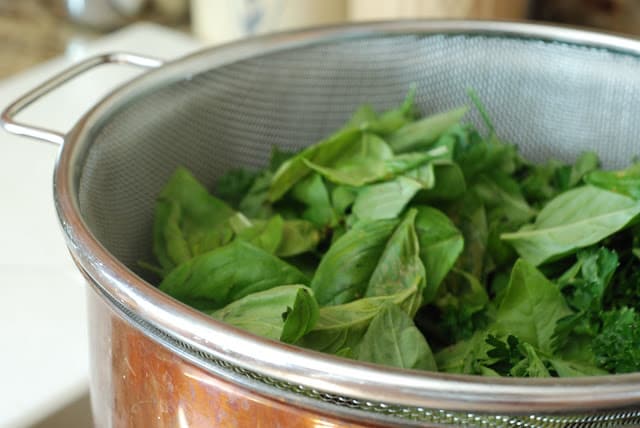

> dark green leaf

[
  {"left": 472, "top": 172, "right": 536, "bottom": 225},
  {"left": 414, "top": 162, "right": 466, "bottom": 202},
  {"left": 414, "top": 206, "right": 464, "bottom": 302},
  {"left": 239, "top": 171, "right": 274, "bottom": 219},
  {"left": 214, "top": 168, "right": 258, "bottom": 208},
  {"left": 593, "top": 307, "right": 640, "bottom": 373}
]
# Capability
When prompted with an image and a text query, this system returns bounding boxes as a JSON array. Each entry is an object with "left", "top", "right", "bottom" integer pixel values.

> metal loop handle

[{"left": 1, "top": 52, "right": 163, "bottom": 145}]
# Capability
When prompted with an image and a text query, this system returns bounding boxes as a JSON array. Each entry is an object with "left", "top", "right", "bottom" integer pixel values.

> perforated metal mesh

[{"left": 75, "top": 28, "right": 640, "bottom": 426}]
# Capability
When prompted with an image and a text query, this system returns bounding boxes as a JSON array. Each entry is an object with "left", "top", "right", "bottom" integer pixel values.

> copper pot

[{"left": 3, "top": 21, "right": 640, "bottom": 427}]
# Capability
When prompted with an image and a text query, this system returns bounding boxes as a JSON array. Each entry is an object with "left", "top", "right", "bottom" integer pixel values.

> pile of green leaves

[{"left": 149, "top": 89, "right": 640, "bottom": 376}]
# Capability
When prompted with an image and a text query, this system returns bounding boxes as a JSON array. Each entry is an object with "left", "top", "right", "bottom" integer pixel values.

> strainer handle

[{"left": 0, "top": 52, "right": 163, "bottom": 145}]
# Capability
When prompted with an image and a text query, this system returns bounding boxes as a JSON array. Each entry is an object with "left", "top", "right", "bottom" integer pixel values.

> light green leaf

[
  {"left": 235, "top": 215, "right": 284, "bottom": 254},
  {"left": 585, "top": 161, "right": 640, "bottom": 199},
  {"left": 357, "top": 303, "right": 437, "bottom": 371},
  {"left": 159, "top": 240, "right": 308, "bottom": 310},
  {"left": 277, "top": 219, "right": 321, "bottom": 257},
  {"left": 211, "top": 285, "right": 318, "bottom": 343},
  {"left": 269, "top": 128, "right": 361, "bottom": 201},
  {"left": 291, "top": 173, "right": 336, "bottom": 227},
  {"left": 501, "top": 186, "right": 640, "bottom": 265},
  {"left": 298, "top": 286, "right": 420, "bottom": 354},
  {"left": 548, "top": 358, "right": 608, "bottom": 377},
  {"left": 331, "top": 185, "right": 357, "bottom": 216},
  {"left": 352, "top": 176, "right": 424, "bottom": 221},
  {"left": 495, "top": 259, "right": 572, "bottom": 353},
  {"left": 304, "top": 133, "right": 394, "bottom": 186},
  {"left": 388, "top": 106, "right": 468, "bottom": 153}
]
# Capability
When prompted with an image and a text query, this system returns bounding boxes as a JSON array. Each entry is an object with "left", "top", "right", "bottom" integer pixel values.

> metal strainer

[{"left": 3, "top": 21, "right": 640, "bottom": 427}]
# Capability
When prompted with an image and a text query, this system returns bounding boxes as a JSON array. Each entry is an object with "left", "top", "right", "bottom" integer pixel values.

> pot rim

[{"left": 54, "top": 20, "right": 640, "bottom": 414}]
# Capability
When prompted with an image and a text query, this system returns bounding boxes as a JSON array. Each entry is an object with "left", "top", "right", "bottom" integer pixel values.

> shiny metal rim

[{"left": 54, "top": 20, "right": 640, "bottom": 414}]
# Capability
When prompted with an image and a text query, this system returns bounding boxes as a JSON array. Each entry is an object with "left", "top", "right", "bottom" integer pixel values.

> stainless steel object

[{"left": 3, "top": 21, "right": 640, "bottom": 427}]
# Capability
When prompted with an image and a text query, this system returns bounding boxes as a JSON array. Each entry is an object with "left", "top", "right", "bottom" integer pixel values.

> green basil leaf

[
  {"left": 501, "top": 186, "right": 640, "bottom": 266},
  {"left": 366, "top": 209, "right": 425, "bottom": 315},
  {"left": 153, "top": 167, "right": 235, "bottom": 273},
  {"left": 302, "top": 133, "right": 394, "bottom": 186},
  {"left": 211, "top": 285, "right": 318, "bottom": 343},
  {"left": 159, "top": 240, "right": 308, "bottom": 310},
  {"left": 388, "top": 106, "right": 468, "bottom": 153},
  {"left": 269, "top": 128, "right": 362, "bottom": 201},
  {"left": 331, "top": 185, "right": 358, "bottom": 216},
  {"left": 567, "top": 151, "right": 600, "bottom": 188},
  {"left": 448, "top": 193, "right": 489, "bottom": 279},
  {"left": 352, "top": 176, "right": 424, "bottom": 221},
  {"left": 297, "top": 286, "right": 420, "bottom": 354},
  {"left": 414, "top": 206, "right": 464, "bottom": 302},
  {"left": 290, "top": 173, "right": 336, "bottom": 227},
  {"left": 414, "top": 162, "right": 466, "bottom": 202},
  {"left": 496, "top": 259, "right": 572, "bottom": 353},
  {"left": 239, "top": 171, "right": 274, "bottom": 219},
  {"left": 234, "top": 214, "right": 284, "bottom": 254},
  {"left": 277, "top": 219, "right": 321, "bottom": 257},
  {"left": 311, "top": 219, "right": 398, "bottom": 306},
  {"left": 548, "top": 358, "right": 608, "bottom": 377},
  {"left": 472, "top": 172, "right": 536, "bottom": 225},
  {"left": 357, "top": 302, "right": 437, "bottom": 371},
  {"left": 347, "top": 87, "right": 417, "bottom": 135},
  {"left": 585, "top": 161, "right": 640, "bottom": 200}
]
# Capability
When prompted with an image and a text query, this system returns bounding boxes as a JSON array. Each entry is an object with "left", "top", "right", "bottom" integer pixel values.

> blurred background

[
  {"left": 0, "top": 1, "right": 638, "bottom": 427},
  {"left": 1, "top": 0, "right": 639, "bottom": 80}
]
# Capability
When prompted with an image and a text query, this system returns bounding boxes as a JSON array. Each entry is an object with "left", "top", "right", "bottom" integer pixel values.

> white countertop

[{"left": 0, "top": 23, "right": 201, "bottom": 428}]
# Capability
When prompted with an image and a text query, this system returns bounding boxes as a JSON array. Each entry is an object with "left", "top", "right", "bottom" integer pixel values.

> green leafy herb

[
  {"left": 150, "top": 89, "right": 640, "bottom": 377},
  {"left": 502, "top": 186, "right": 640, "bottom": 266},
  {"left": 211, "top": 285, "right": 318, "bottom": 343},
  {"left": 159, "top": 240, "right": 308, "bottom": 310},
  {"left": 357, "top": 302, "right": 437, "bottom": 370},
  {"left": 153, "top": 167, "right": 235, "bottom": 274}
]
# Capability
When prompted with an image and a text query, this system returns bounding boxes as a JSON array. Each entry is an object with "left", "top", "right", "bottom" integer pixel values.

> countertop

[
  {"left": 0, "top": 22, "right": 201, "bottom": 428},
  {"left": 0, "top": 0, "right": 189, "bottom": 80}
]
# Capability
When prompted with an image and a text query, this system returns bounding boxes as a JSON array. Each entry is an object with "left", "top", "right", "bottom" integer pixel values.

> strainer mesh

[{"left": 77, "top": 31, "right": 640, "bottom": 426}]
